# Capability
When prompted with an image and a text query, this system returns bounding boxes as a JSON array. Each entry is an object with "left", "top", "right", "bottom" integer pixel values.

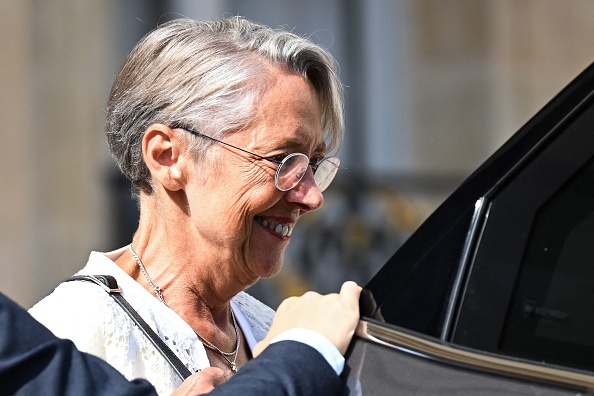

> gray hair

[{"left": 105, "top": 17, "right": 344, "bottom": 198}]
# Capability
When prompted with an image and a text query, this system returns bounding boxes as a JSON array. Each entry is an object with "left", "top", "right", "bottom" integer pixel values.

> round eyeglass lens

[
  {"left": 275, "top": 153, "right": 340, "bottom": 192},
  {"left": 275, "top": 153, "right": 310, "bottom": 191},
  {"left": 313, "top": 157, "right": 340, "bottom": 192}
]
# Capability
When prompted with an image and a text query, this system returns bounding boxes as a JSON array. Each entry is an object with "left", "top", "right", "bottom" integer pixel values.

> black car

[{"left": 343, "top": 61, "right": 594, "bottom": 395}]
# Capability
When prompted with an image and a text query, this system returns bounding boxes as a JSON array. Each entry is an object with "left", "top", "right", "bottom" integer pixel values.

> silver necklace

[
  {"left": 128, "top": 243, "right": 240, "bottom": 373},
  {"left": 195, "top": 309, "right": 240, "bottom": 373},
  {"left": 129, "top": 244, "right": 165, "bottom": 303}
]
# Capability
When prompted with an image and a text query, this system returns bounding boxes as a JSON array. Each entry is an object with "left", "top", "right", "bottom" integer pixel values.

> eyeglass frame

[{"left": 169, "top": 124, "right": 339, "bottom": 192}]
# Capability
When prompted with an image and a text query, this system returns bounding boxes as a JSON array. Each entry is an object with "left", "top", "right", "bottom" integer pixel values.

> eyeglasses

[{"left": 172, "top": 125, "right": 340, "bottom": 192}]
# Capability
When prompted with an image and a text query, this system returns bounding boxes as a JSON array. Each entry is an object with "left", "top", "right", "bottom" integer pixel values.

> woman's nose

[{"left": 284, "top": 167, "right": 324, "bottom": 211}]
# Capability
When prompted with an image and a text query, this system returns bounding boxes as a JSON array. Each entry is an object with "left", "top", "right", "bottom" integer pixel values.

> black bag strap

[{"left": 64, "top": 274, "right": 192, "bottom": 380}]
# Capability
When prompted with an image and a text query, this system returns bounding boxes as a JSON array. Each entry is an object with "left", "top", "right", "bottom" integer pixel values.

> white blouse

[{"left": 29, "top": 246, "right": 275, "bottom": 396}]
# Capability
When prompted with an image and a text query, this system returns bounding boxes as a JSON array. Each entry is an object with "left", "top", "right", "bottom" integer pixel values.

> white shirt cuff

[{"left": 270, "top": 328, "right": 345, "bottom": 375}]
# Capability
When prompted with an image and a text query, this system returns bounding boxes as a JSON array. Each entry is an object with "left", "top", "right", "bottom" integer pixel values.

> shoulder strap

[{"left": 64, "top": 274, "right": 192, "bottom": 380}]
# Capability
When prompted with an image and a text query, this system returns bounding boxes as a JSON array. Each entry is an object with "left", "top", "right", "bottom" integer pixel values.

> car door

[{"left": 343, "top": 61, "right": 594, "bottom": 394}]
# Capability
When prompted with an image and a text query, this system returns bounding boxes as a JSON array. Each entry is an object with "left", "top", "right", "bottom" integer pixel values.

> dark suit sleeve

[
  {"left": 0, "top": 292, "right": 157, "bottom": 396},
  {"left": 206, "top": 340, "right": 343, "bottom": 396}
]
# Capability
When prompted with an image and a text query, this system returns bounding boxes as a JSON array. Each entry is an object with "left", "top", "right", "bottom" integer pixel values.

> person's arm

[{"left": 0, "top": 291, "right": 157, "bottom": 396}]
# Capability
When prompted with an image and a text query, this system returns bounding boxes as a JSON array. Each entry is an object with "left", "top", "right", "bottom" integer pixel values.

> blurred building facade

[{"left": 2, "top": 0, "right": 594, "bottom": 308}]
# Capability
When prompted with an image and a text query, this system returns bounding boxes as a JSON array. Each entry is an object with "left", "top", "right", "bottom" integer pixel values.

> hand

[
  {"left": 170, "top": 367, "right": 230, "bottom": 395},
  {"left": 253, "top": 281, "right": 361, "bottom": 357}
]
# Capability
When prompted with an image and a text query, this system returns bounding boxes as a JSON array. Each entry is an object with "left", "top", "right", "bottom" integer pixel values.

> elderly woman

[{"left": 29, "top": 16, "right": 344, "bottom": 395}]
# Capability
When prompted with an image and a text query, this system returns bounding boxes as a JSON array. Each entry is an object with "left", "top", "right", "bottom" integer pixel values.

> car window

[
  {"left": 499, "top": 156, "right": 594, "bottom": 370},
  {"left": 453, "top": 99, "right": 594, "bottom": 372}
]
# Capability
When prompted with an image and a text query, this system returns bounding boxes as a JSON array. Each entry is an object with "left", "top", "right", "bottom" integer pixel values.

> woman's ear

[{"left": 142, "top": 124, "right": 187, "bottom": 191}]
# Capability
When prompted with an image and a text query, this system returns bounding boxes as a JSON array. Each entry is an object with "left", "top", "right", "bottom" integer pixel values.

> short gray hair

[{"left": 105, "top": 17, "right": 344, "bottom": 198}]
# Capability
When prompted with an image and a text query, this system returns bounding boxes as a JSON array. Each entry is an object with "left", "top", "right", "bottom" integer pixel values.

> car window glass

[
  {"left": 499, "top": 157, "right": 594, "bottom": 370},
  {"left": 453, "top": 101, "right": 594, "bottom": 372}
]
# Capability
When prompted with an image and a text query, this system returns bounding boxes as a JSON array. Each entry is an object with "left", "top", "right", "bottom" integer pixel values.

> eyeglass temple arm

[{"left": 171, "top": 124, "right": 281, "bottom": 163}]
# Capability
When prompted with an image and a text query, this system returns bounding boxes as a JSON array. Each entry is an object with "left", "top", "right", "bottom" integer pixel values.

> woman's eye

[{"left": 311, "top": 155, "right": 324, "bottom": 165}]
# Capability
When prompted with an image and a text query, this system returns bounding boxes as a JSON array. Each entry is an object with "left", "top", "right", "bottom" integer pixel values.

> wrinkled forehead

[{"left": 241, "top": 72, "right": 325, "bottom": 154}]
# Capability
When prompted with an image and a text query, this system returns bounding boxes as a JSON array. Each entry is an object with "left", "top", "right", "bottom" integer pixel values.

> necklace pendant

[
  {"left": 155, "top": 286, "right": 165, "bottom": 303},
  {"left": 230, "top": 362, "right": 237, "bottom": 373}
]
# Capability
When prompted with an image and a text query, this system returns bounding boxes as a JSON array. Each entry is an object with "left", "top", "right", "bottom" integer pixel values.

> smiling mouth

[{"left": 255, "top": 217, "right": 294, "bottom": 237}]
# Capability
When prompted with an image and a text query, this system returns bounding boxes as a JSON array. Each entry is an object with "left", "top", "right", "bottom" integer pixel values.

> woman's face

[{"left": 186, "top": 71, "right": 326, "bottom": 281}]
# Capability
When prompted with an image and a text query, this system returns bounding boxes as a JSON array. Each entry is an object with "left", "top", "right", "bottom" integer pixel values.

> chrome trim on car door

[
  {"left": 356, "top": 319, "right": 594, "bottom": 390},
  {"left": 440, "top": 196, "right": 489, "bottom": 340}
]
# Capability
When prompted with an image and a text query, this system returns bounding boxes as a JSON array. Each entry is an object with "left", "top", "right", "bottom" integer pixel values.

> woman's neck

[{"left": 119, "top": 194, "right": 250, "bottom": 315}]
